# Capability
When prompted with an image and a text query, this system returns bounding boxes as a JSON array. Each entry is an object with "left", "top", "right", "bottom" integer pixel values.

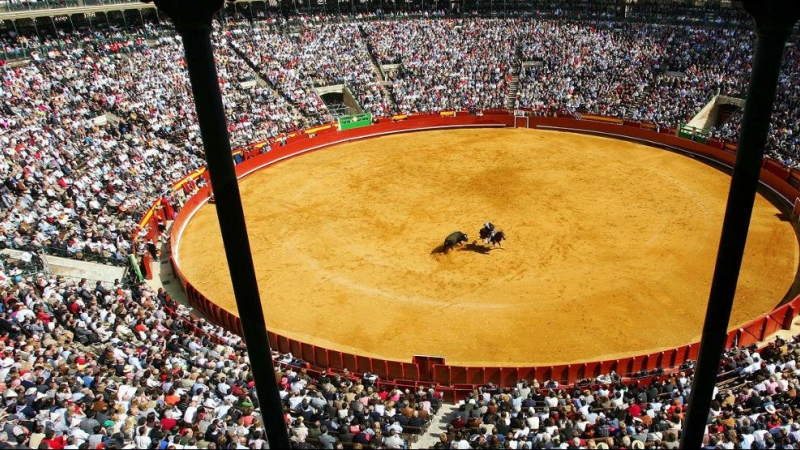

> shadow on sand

[
  {"left": 459, "top": 242, "right": 497, "bottom": 255},
  {"left": 431, "top": 242, "right": 503, "bottom": 256},
  {"left": 430, "top": 245, "right": 447, "bottom": 255}
]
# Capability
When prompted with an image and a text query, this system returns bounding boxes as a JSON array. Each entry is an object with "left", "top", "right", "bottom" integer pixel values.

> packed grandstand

[{"left": 0, "top": 0, "right": 799, "bottom": 448}]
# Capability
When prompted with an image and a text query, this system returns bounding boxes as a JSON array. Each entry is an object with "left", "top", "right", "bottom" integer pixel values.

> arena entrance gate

[{"left": 513, "top": 115, "right": 530, "bottom": 128}]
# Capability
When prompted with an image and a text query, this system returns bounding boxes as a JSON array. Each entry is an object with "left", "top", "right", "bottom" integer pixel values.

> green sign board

[
  {"left": 129, "top": 254, "right": 144, "bottom": 282},
  {"left": 678, "top": 124, "right": 710, "bottom": 144},
  {"left": 338, "top": 112, "right": 373, "bottom": 131}
]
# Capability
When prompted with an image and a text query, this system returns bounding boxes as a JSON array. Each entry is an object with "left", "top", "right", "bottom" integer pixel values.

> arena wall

[{"left": 154, "top": 111, "right": 800, "bottom": 399}]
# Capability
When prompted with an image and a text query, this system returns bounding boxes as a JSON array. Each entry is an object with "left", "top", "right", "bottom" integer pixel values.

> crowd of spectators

[
  {"left": 2, "top": 4, "right": 800, "bottom": 450},
  {"left": 509, "top": 18, "right": 800, "bottom": 168},
  {"left": 711, "top": 38, "right": 800, "bottom": 168},
  {"left": 0, "top": 20, "right": 308, "bottom": 262},
  {"left": 625, "top": 0, "right": 752, "bottom": 26},
  {"left": 279, "top": 366, "right": 441, "bottom": 449},
  {"left": 4, "top": 256, "right": 800, "bottom": 450},
  {"left": 231, "top": 21, "right": 393, "bottom": 120},
  {"left": 215, "top": 25, "right": 310, "bottom": 142},
  {"left": 431, "top": 336, "right": 800, "bottom": 449},
  {"left": 0, "top": 265, "right": 276, "bottom": 449},
  {"left": 0, "top": 253, "right": 446, "bottom": 449},
  {"left": 0, "top": 25, "right": 160, "bottom": 264},
  {"left": 513, "top": 22, "right": 751, "bottom": 122},
  {"left": 514, "top": 20, "right": 651, "bottom": 118},
  {"left": 6, "top": 13, "right": 794, "bottom": 173},
  {"left": 362, "top": 19, "right": 514, "bottom": 112}
]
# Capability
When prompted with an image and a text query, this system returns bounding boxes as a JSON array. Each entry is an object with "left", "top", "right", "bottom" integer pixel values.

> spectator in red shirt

[
  {"left": 161, "top": 415, "right": 178, "bottom": 432},
  {"left": 628, "top": 401, "right": 642, "bottom": 418},
  {"left": 41, "top": 431, "right": 66, "bottom": 450}
]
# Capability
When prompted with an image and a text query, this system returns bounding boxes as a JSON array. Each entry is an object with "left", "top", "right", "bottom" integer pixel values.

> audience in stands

[
  {"left": 3, "top": 10, "right": 800, "bottom": 269},
  {"left": 1, "top": 265, "right": 798, "bottom": 450},
  {"left": 0, "top": 265, "right": 444, "bottom": 449},
  {"left": 0, "top": 22, "right": 305, "bottom": 263},
  {"left": 363, "top": 18, "right": 514, "bottom": 113},
  {"left": 428, "top": 337, "right": 800, "bottom": 449},
  {"left": 1, "top": 3, "right": 800, "bottom": 448},
  {"left": 231, "top": 21, "right": 393, "bottom": 122}
]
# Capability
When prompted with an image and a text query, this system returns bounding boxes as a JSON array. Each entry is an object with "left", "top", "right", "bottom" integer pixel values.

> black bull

[{"left": 443, "top": 231, "right": 469, "bottom": 251}]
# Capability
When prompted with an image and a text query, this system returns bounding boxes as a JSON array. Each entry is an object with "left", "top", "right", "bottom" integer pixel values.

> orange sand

[{"left": 177, "top": 129, "right": 799, "bottom": 366}]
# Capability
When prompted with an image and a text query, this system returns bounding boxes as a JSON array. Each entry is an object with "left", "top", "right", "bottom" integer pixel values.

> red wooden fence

[{"left": 154, "top": 112, "right": 800, "bottom": 392}]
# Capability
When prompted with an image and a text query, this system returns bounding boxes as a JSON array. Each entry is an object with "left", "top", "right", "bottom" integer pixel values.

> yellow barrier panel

[
  {"left": 171, "top": 167, "right": 206, "bottom": 192},
  {"left": 391, "top": 114, "right": 408, "bottom": 121},
  {"left": 172, "top": 179, "right": 189, "bottom": 191},
  {"left": 139, "top": 205, "right": 157, "bottom": 229},
  {"left": 440, "top": 111, "right": 455, "bottom": 117},
  {"left": 581, "top": 114, "right": 623, "bottom": 125},
  {"left": 305, "top": 124, "right": 333, "bottom": 135}
]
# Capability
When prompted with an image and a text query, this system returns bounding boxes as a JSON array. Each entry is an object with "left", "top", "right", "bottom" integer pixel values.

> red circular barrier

[{"left": 167, "top": 112, "right": 800, "bottom": 388}]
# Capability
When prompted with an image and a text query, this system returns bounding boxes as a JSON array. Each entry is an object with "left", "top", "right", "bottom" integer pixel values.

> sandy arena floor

[{"left": 177, "top": 128, "right": 799, "bottom": 366}]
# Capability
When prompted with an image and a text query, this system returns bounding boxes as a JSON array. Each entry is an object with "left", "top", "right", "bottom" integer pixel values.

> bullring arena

[
  {"left": 8, "top": 2, "right": 800, "bottom": 447},
  {"left": 172, "top": 114, "right": 800, "bottom": 382}
]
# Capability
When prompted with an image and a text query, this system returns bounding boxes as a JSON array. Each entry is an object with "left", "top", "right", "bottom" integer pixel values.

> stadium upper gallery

[{"left": 4, "top": 0, "right": 800, "bottom": 448}]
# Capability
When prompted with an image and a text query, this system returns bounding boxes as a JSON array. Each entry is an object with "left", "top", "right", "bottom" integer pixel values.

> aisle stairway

[
  {"left": 358, "top": 24, "right": 387, "bottom": 83},
  {"left": 358, "top": 24, "right": 399, "bottom": 113},
  {"left": 379, "top": 81, "right": 398, "bottom": 113},
  {"left": 624, "top": 82, "right": 653, "bottom": 121},
  {"left": 506, "top": 74, "right": 520, "bottom": 110},
  {"left": 226, "top": 39, "right": 323, "bottom": 124},
  {"left": 415, "top": 403, "right": 459, "bottom": 448},
  {"left": 506, "top": 44, "right": 524, "bottom": 110}
]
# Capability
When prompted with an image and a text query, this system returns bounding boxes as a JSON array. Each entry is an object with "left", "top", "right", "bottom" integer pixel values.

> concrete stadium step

[
  {"left": 507, "top": 45, "right": 524, "bottom": 110},
  {"left": 145, "top": 221, "right": 201, "bottom": 319},
  {"left": 358, "top": 26, "right": 399, "bottom": 112},
  {"left": 225, "top": 40, "right": 285, "bottom": 104},
  {"left": 624, "top": 82, "right": 653, "bottom": 121},
  {"left": 506, "top": 75, "right": 520, "bottom": 110},
  {"left": 226, "top": 39, "right": 308, "bottom": 113},
  {"left": 414, "top": 403, "right": 459, "bottom": 448},
  {"left": 369, "top": 55, "right": 387, "bottom": 83},
  {"left": 1, "top": 248, "right": 126, "bottom": 284},
  {"left": 382, "top": 83, "right": 398, "bottom": 109},
  {"left": 358, "top": 24, "right": 388, "bottom": 84}
]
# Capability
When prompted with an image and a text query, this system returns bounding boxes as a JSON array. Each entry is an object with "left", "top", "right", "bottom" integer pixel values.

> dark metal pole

[
  {"left": 143, "top": 1, "right": 291, "bottom": 448},
  {"left": 681, "top": 2, "right": 800, "bottom": 448}
]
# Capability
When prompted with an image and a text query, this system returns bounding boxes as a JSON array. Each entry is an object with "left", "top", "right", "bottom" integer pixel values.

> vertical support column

[
  {"left": 681, "top": 2, "right": 800, "bottom": 448},
  {"left": 143, "top": 0, "right": 290, "bottom": 448}
]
